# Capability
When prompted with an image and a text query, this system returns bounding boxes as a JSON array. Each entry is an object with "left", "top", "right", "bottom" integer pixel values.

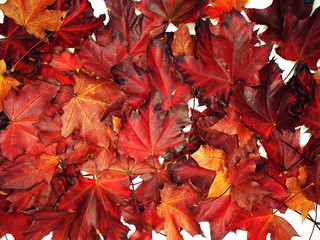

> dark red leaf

[
  {"left": 54, "top": 0, "right": 105, "bottom": 47},
  {"left": 233, "top": 62, "right": 299, "bottom": 141},
  {"left": 175, "top": 11, "right": 271, "bottom": 103},
  {"left": 277, "top": 7, "right": 320, "bottom": 70},
  {"left": 118, "top": 92, "right": 190, "bottom": 162}
]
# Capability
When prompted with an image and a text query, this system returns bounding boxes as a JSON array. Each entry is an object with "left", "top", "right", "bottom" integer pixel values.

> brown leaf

[{"left": 172, "top": 23, "right": 196, "bottom": 57}]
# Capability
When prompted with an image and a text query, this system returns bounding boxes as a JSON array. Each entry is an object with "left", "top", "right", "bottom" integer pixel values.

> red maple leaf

[
  {"left": 118, "top": 92, "right": 190, "bottom": 162},
  {"left": 54, "top": 0, "right": 105, "bottom": 47},
  {"left": 0, "top": 82, "right": 57, "bottom": 160},
  {"left": 175, "top": 11, "right": 271, "bottom": 103}
]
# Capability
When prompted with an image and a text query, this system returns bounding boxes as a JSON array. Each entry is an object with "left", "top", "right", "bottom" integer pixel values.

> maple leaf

[
  {"left": 191, "top": 145, "right": 226, "bottom": 172},
  {"left": 245, "top": 0, "right": 314, "bottom": 43},
  {"left": 50, "top": 49, "right": 82, "bottom": 72},
  {"left": 0, "top": 0, "right": 67, "bottom": 40},
  {"left": 285, "top": 176, "right": 315, "bottom": 221},
  {"left": 300, "top": 82, "right": 320, "bottom": 136},
  {"left": 97, "top": 0, "right": 165, "bottom": 64},
  {"left": 0, "top": 59, "right": 20, "bottom": 112},
  {"left": 79, "top": 37, "right": 126, "bottom": 79},
  {"left": 118, "top": 92, "right": 190, "bottom": 162},
  {"left": 24, "top": 210, "right": 72, "bottom": 240},
  {"left": 0, "top": 16, "right": 37, "bottom": 62},
  {"left": 7, "top": 182, "right": 52, "bottom": 211},
  {"left": 53, "top": 0, "right": 105, "bottom": 47},
  {"left": 58, "top": 176, "right": 131, "bottom": 239},
  {"left": 204, "top": 0, "right": 249, "bottom": 19},
  {"left": 110, "top": 58, "right": 151, "bottom": 109},
  {"left": 134, "top": 159, "right": 172, "bottom": 203},
  {"left": 277, "top": 7, "right": 320, "bottom": 70},
  {"left": 168, "top": 155, "right": 216, "bottom": 193},
  {"left": 233, "top": 62, "right": 299, "bottom": 141},
  {"left": 227, "top": 156, "right": 270, "bottom": 211},
  {"left": 0, "top": 148, "right": 59, "bottom": 190},
  {"left": 174, "top": 11, "right": 271, "bottom": 103},
  {"left": 148, "top": 40, "right": 192, "bottom": 110},
  {"left": 0, "top": 81, "right": 57, "bottom": 160},
  {"left": 156, "top": 182, "right": 202, "bottom": 240},
  {"left": 172, "top": 23, "right": 197, "bottom": 57},
  {"left": 231, "top": 204, "right": 299, "bottom": 240},
  {"left": 136, "top": 0, "right": 209, "bottom": 26},
  {"left": 0, "top": 212, "right": 32, "bottom": 240},
  {"left": 193, "top": 195, "right": 242, "bottom": 240},
  {"left": 261, "top": 129, "right": 304, "bottom": 171},
  {"left": 60, "top": 70, "right": 125, "bottom": 148},
  {"left": 210, "top": 104, "right": 254, "bottom": 148},
  {"left": 34, "top": 115, "right": 69, "bottom": 154}
]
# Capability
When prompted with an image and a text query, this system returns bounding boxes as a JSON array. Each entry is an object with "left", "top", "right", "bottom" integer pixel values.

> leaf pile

[{"left": 0, "top": 0, "right": 320, "bottom": 239}]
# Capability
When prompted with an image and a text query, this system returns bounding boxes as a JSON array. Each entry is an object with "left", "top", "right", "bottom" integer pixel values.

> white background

[{"left": 1, "top": 0, "right": 320, "bottom": 239}]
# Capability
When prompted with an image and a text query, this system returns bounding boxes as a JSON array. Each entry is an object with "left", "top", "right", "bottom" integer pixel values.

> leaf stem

[
  {"left": 197, "top": 184, "right": 232, "bottom": 206},
  {"left": 309, "top": 204, "right": 317, "bottom": 240},
  {"left": 128, "top": 173, "right": 144, "bottom": 227},
  {"left": 11, "top": 33, "right": 53, "bottom": 72}
]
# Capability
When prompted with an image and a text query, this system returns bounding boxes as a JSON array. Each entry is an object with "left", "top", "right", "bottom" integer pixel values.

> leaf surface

[
  {"left": 231, "top": 204, "right": 299, "bottom": 240},
  {"left": 54, "top": 0, "right": 105, "bottom": 47},
  {"left": 24, "top": 210, "right": 72, "bottom": 240},
  {"left": 204, "top": 0, "right": 249, "bottom": 18},
  {"left": 175, "top": 11, "right": 271, "bottom": 102},
  {"left": 0, "top": 59, "right": 20, "bottom": 111},
  {"left": 233, "top": 62, "right": 299, "bottom": 141},
  {"left": 118, "top": 92, "right": 189, "bottom": 162},
  {"left": 0, "top": 0, "right": 67, "bottom": 39},
  {"left": 277, "top": 7, "right": 320, "bottom": 69},
  {"left": 245, "top": 0, "right": 314, "bottom": 43},
  {"left": 60, "top": 71, "right": 125, "bottom": 148},
  {"left": 148, "top": 40, "right": 191, "bottom": 110},
  {"left": 58, "top": 176, "right": 130, "bottom": 239},
  {"left": 0, "top": 82, "right": 57, "bottom": 160},
  {"left": 157, "top": 182, "right": 202, "bottom": 240},
  {"left": 136, "top": 0, "right": 209, "bottom": 26}
]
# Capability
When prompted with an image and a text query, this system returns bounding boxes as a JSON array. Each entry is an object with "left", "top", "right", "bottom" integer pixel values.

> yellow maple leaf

[
  {"left": 191, "top": 145, "right": 231, "bottom": 198},
  {"left": 191, "top": 145, "right": 225, "bottom": 172},
  {"left": 0, "top": 0, "right": 67, "bottom": 40},
  {"left": 285, "top": 176, "right": 315, "bottom": 221}
]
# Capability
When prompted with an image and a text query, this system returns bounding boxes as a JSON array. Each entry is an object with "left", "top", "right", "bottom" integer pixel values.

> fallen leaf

[{"left": 0, "top": 0, "right": 67, "bottom": 40}]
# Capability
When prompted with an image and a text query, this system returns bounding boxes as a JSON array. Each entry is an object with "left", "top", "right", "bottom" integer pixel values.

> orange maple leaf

[
  {"left": 191, "top": 145, "right": 231, "bottom": 198},
  {"left": 204, "top": 0, "right": 249, "bottom": 18},
  {"left": 285, "top": 168, "right": 315, "bottom": 221},
  {"left": 60, "top": 70, "right": 125, "bottom": 148},
  {"left": 157, "top": 182, "right": 202, "bottom": 240},
  {"left": 172, "top": 23, "right": 196, "bottom": 57},
  {"left": 0, "top": 0, "right": 67, "bottom": 40},
  {"left": 0, "top": 59, "right": 20, "bottom": 112}
]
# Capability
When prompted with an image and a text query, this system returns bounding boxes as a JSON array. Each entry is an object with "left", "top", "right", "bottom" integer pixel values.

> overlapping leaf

[
  {"left": 60, "top": 70, "right": 125, "bottom": 148},
  {"left": 277, "top": 7, "right": 320, "bottom": 69},
  {"left": 136, "top": 0, "right": 209, "bottom": 26},
  {"left": 0, "top": 82, "right": 57, "bottom": 160},
  {"left": 156, "top": 182, "right": 202, "bottom": 240},
  {"left": 118, "top": 92, "right": 190, "bottom": 162},
  {"left": 233, "top": 62, "right": 299, "bottom": 141},
  {"left": 175, "top": 11, "right": 271, "bottom": 102},
  {"left": 54, "top": 0, "right": 105, "bottom": 47},
  {"left": 58, "top": 176, "right": 131, "bottom": 239},
  {"left": 0, "top": 0, "right": 67, "bottom": 40}
]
